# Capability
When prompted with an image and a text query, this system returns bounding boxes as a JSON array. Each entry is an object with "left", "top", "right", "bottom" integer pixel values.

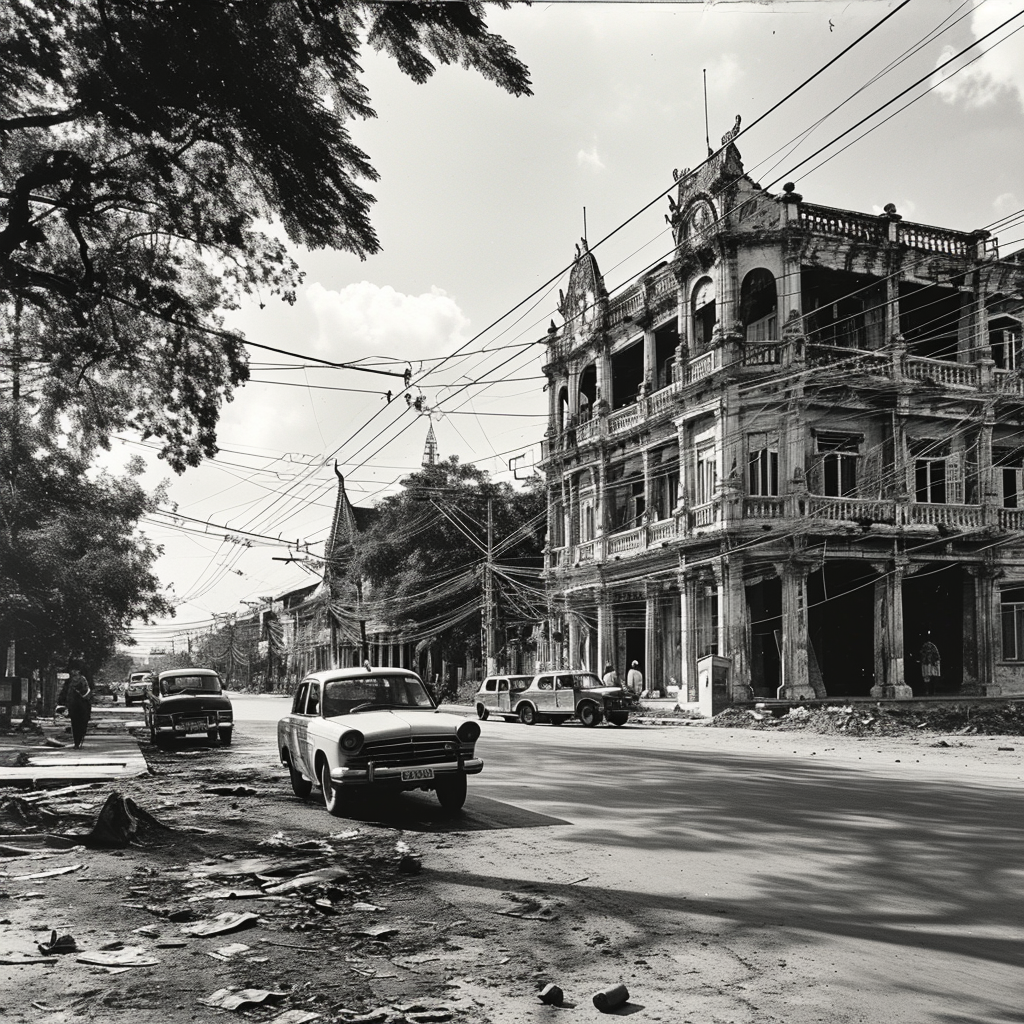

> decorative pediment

[{"left": 557, "top": 237, "right": 608, "bottom": 342}]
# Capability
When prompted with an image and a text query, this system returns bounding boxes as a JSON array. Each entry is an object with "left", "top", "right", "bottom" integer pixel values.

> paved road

[{"left": 228, "top": 693, "right": 1023, "bottom": 1024}]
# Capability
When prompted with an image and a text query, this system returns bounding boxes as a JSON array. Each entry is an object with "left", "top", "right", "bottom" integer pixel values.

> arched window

[
  {"left": 691, "top": 277, "right": 716, "bottom": 351},
  {"left": 579, "top": 364, "right": 597, "bottom": 422},
  {"left": 740, "top": 269, "right": 777, "bottom": 342},
  {"left": 556, "top": 385, "right": 569, "bottom": 434}
]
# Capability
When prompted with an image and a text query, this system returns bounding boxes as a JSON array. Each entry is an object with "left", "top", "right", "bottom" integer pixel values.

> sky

[{"left": 127, "top": 0, "right": 1024, "bottom": 650}]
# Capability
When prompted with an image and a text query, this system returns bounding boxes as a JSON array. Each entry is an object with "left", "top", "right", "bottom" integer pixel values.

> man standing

[
  {"left": 66, "top": 669, "right": 92, "bottom": 749},
  {"left": 626, "top": 660, "right": 644, "bottom": 696}
]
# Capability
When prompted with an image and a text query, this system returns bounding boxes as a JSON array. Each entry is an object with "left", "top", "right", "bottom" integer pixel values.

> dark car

[{"left": 144, "top": 668, "right": 233, "bottom": 746}]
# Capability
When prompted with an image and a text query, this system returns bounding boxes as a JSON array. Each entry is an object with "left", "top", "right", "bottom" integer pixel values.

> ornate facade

[{"left": 539, "top": 125, "right": 1024, "bottom": 703}]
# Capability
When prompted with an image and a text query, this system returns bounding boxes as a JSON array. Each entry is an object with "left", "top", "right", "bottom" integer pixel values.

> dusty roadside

[{"left": 0, "top": 724, "right": 1020, "bottom": 1024}]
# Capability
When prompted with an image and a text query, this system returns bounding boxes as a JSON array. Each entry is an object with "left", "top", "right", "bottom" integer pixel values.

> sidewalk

[{"left": 0, "top": 707, "right": 149, "bottom": 787}]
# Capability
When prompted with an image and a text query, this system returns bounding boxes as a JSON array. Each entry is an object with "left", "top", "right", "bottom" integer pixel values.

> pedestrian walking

[
  {"left": 66, "top": 669, "right": 92, "bottom": 749},
  {"left": 626, "top": 660, "right": 643, "bottom": 696},
  {"left": 602, "top": 663, "right": 619, "bottom": 687}
]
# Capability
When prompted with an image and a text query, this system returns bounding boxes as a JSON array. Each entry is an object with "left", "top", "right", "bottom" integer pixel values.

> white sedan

[{"left": 277, "top": 666, "right": 482, "bottom": 815}]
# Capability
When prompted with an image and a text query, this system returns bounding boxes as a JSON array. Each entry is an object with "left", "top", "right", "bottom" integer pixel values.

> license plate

[
  {"left": 183, "top": 719, "right": 209, "bottom": 733},
  {"left": 401, "top": 767, "right": 435, "bottom": 782}
]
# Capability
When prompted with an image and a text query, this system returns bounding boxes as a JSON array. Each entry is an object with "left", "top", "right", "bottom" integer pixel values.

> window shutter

[
  {"left": 947, "top": 453, "right": 964, "bottom": 504},
  {"left": 861, "top": 448, "right": 882, "bottom": 499},
  {"left": 805, "top": 449, "right": 821, "bottom": 494}
]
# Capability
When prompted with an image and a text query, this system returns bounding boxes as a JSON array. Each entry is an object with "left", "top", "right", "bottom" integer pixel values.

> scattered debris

[
  {"left": 77, "top": 946, "right": 160, "bottom": 967},
  {"left": 0, "top": 953, "right": 57, "bottom": 965},
  {"left": 494, "top": 892, "right": 560, "bottom": 920},
  {"left": 3, "top": 863, "right": 84, "bottom": 881},
  {"left": 348, "top": 925, "right": 398, "bottom": 941},
  {"left": 37, "top": 930, "right": 77, "bottom": 954},
  {"left": 180, "top": 911, "right": 259, "bottom": 937},
  {"left": 352, "top": 902, "right": 385, "bottom": 912},
  {"left": 539, "top": 983, "right": 564, "bottom": 1005},
  {"left": 261, "top": 868, "right": 349, "bottom": 895},
  {"left": 79, "top": 793, "right": 174, "bottom": 848},
  {"left": 270, "top": 1012, "right": 322, "bottom": 1024},
  {"left": 592, "top": 983, "right": 630, "bottom": 1012},
  {"left": 398, "top": 855, "right": 422, "bottom": 875},
  {"left": 203, "top": 787, "right": 258, "bottom": 797},
  {"left": 201, "top": 987, "right": 286, "bottom": 1011},
  {"left": 193, "top": 888, "right": 265, "bottom": 900}
]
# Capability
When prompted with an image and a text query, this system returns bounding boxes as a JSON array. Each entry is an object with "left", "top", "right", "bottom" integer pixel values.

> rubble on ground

[{"left": 712, "top": 701, "right": 1024, "bottom": 736}]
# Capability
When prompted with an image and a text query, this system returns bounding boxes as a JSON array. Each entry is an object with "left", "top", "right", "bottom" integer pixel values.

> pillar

[
  {"left": 644, "top": 591, "right": 657, "bottom": 696},
  {"left": 679, "top": 569, "right": 698, "bottom": 703},
  {"left": 724, "top": 556, "right": 751, "bottom": 700},
  {"left": 779, "top": 563, "right": 815, "bottom": 699},
  {"left": 568, "top": 613, "right": 580, "bottom": 671},
  {"left": 597, "top": 594, "right": 615, "bottom": 674},
  {"left": 871, "top": 562, "right": 910, "bottom": 698},
  {"left": 964, "top": 564, "right": 998, "bottom": 695}
]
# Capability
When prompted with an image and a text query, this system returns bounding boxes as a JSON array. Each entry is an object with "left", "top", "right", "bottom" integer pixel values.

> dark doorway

[
  {"left": 901, "top": 563, "right": 963, "bottom": 695},
  {"left": 747, "top": 576, "right": 782, "bottom": 697},
  {"left": 807, "top": 561, "right": 877, "bottom": 696}
]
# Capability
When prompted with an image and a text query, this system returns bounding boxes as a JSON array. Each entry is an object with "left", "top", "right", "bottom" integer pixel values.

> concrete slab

[{"left": 0, "top": 724, "right": 148, "bottom": 788}]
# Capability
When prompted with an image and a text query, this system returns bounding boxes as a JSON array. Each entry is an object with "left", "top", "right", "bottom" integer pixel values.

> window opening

[
  {"left": 817, "top": 433, "right": 859, "bottom": 497},
  {"left": 691, "top": 278, "right": 716, "bottom": 352},
  {"left": 748, "top": 432, "right": 779, "bottom": 497},
  {"left": 1001, "top": 588, "right": 1024, "bottom": 661},
  {"left": 696, "top": 444, "right": 717, "bottom": 506}
]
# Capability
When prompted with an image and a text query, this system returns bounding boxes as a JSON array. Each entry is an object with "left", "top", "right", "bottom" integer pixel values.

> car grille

[{"left": 347, "top": 736, "right": 471, "bottom": 769}]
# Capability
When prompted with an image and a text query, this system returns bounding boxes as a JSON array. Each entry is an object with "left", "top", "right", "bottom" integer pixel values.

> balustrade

[
  {"left": 905, "top": 356, "right": 979, "bottom": 388},
  {"left": 898, "top": 222, "right": 970, "bottom": 257},
  {"left": 907, "top": 503, "right": 983, "bottom": 529},
  {"left": 608, "top": 403, "right": 642, "bottom": 434},
  {"left": 605, "top": 526, "right": 645, "bottom": 556},
  {"left": 742, "top": 342, "right": 781, "bottom": 367},
  {"left": 648, "top": 518, "right": 679, "bottom": 544},
  {"left": 798, "top": 204, "right": 884, "bottom": 243},
  {"left": 692, "top": 501, "right": 719, "bottom": 528},
  {"left": 998, "top": 508, "right": 1024, "bottom": 531},
  {"left": 576, "top": 417, "right": 599, "bottom": 443},
  {"left": 742, "top": 496, "right": 786, "bottom": 519},
  {"left": 686, "top": 349, "right": 720, "bottom": 384},
  {"left": 575, "top": 540, "right": 597, "bottom": 563},
  {"left": 993, "top": 370, "right": 1024, "bottom": 396},
  {"left": 807, "top": 496, "right": 897, "bottom": 523}
]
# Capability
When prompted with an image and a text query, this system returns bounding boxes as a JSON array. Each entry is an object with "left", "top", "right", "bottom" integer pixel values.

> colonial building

[{"left": 539, "top": 120, "right": 1024, "bottom": 703}]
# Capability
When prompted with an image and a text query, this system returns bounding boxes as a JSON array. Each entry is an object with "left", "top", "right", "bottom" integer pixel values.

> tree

[
  {"left": 0, "top": 400, "right": 172, "bottom": 676},
  {"left": 0, "top": 2, "right": 531, "bottom": 469},
  {"left": 346, "top": 456, "right": 545, "bottom": 690}
]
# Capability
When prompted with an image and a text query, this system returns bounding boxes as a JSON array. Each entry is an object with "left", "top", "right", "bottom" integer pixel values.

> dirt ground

[{"left": 0, "top": 722, "right": 1020, "bottom": 1024}]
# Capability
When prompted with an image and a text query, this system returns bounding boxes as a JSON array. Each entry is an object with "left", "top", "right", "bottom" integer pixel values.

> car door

[
  {"left": 497, "top": 679, "right": 511, "bottom": 714},
  {"left": 286, "top": 681, "right": 310, "bottom": 775},
  {"left": 533, "top": 675, "right": 557, "bottom": 713},
  {"left": 480, "top": 678, "right": 498, "bottom": 713},
  {"left": 555, "top": 674, "right": 577, "bottom": 712}
]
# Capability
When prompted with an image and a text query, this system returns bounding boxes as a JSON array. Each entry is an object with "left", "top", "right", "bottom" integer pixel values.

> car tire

[
  {"left": 320, "top": 759, "right": 348, "bottom": 818},
  {"left": 608, "top": 712, "right": 629, "bottom": 727},
  {"left": 219, "top": 727, "right": 233, "bottom": 746},
  {"left": 476, "top": 704, "right": 489, "bottom": 721},
  {"left": 578, "top": 702, "right": 602, "bottom": 728},
  {"left": 435, "top": 774, "right": 467, "bottom": 812},
  {"left": 518, "top": 703, "right": 536, "bottom": 726},
  {"left": 285, "top": 751, "right": 312, "bottom": 800}
]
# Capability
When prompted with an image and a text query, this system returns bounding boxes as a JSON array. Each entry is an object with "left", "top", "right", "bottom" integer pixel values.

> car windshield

[
  {"left": 322, "top": 675, "right": 434, "bottom": 717},
  {"left": 574, "top": 674, "right": 608, "bottom": 690},
  {"left": 160, "top": 675, "right": 222, "bottom": 696}
]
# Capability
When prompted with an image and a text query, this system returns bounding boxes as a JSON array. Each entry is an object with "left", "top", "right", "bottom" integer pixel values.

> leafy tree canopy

[
  {"left": 0, "top": 2, "right": 530, "bottom": 470},
  {"left": 0, "top": 401, "right": 172, "bottom": 673},
  {"left": 347, "top": 456, "right": 545, "bottom": 649}
]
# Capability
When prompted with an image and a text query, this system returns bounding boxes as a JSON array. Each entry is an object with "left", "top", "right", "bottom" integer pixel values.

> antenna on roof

[{"left": 703, "top": 68, "right": 711, "bottom": 156}]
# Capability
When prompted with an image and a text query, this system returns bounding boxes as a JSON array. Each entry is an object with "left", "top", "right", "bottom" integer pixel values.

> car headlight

[
  {"left": 457, "top": 721, "right": 481, "bottom": 744},
  {"left": 217, "top": 710, "right": 232, "bottom": 720},
  {"left": 340, "top": 729, "right": 364, "bottom": 754}
]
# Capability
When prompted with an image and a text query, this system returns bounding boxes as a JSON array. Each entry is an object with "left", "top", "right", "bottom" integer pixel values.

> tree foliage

[
  {"left": 0, "top": 2, "right": 530, "bottom": 469},
  {"left": 346, "top": 456, "right": 545, "bottom": 665},
  {"left": 0, "top": 401, "right": 172, "bottom": 673}
]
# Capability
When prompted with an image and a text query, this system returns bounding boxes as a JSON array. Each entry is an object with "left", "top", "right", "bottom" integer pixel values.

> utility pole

[{"left": 485, "top": 498, "right": 496, "bottom": 676}]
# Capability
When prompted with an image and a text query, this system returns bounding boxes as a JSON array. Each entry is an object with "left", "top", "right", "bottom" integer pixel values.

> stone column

[
  {"left": 871, "top": 561, "right": 910, "bottom": 698},
  {"left": 567, "top": 612, "right": 580, "bottom": 671},
  {"left": 964, "top": 564, "right": 998, "bottom": 695},
  {"left": 643, "top": 327, "right": 656, "bottom": 390},
  {"left": 597, "top": 593, "right": 615, "bottom": 674},
  {"left": 644, "top": 591, "right": 657, "bottom": 696},
  {"left": 679, "top": 567, "right": 697, "bottom": 703},
  {"left": 778, "top": 562, "right": 815, "bottom": 699},
  {"left": 724, "top": 555, "right": 751, "bottom": 700}
]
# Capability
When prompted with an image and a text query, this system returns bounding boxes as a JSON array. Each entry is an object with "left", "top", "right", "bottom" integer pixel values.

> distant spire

[{"left": 422, "top": 423, "right": 439, "bottom": 467}]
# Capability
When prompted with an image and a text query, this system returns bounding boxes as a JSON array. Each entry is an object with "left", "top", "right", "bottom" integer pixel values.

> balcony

[
  {"left": 743, "top": 496, "right": 786, "bottom": 519},
  {"left": 807, "top": 496, "right": 897, "bottom": 524},
  {"left": 905, "top": 356, "right": 979, "bottom": 388}
]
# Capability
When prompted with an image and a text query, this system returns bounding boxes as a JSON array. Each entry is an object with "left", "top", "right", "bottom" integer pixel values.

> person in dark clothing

[{"left": 66, "top": 670, "right": 92, "bottom": 749}]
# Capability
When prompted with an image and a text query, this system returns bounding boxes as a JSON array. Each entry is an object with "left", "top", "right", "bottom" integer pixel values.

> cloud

[
  {"left": 577, "top": 144, "right": 605, "bottom": 172},
  {"left": 993, "top": 192, "right": 1019, "bottom": 217},
  {"left": 306, "top": 281, "right": 470, "bottom": 360},
  {"left": 933, "top": 1, "right": 1024, "bottom": 111}
]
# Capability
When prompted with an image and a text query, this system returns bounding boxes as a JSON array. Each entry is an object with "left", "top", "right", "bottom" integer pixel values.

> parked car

[
  {"left": 144, "top": 668, "right": 233, "bottom": 745},
  {"left": 473, "top": 674, "right": 534, "bottom": 720},
  {"left": 278, "top": 666, "right": 483, "bottom": 816},
  {"left": 507, "top": 670, "right": 638, "bottom": 727},
  {"left": 124, "top": 672, "right": 152, "bottom": 706},
  {"left": 90, "top": 679, "right": 119, "bottom": 703}
]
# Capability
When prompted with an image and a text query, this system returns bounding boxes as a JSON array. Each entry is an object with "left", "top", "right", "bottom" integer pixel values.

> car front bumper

[{"left": 332, "top": 757, "right": 484, "bottom": 786}]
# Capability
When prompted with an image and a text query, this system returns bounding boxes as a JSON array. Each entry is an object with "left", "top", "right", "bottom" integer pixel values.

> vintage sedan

[
  {"left": 144, "top": 668, "right": 233, "bottom": 745},
  {"left": 511, "top": 670, "right": 638, "bottom": 727},
  {"left": 278, "top": 666, "right": 482, "bottom": 815},
  {"left": 473, "top": 674, "right": 534, "bottom": 721}
]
